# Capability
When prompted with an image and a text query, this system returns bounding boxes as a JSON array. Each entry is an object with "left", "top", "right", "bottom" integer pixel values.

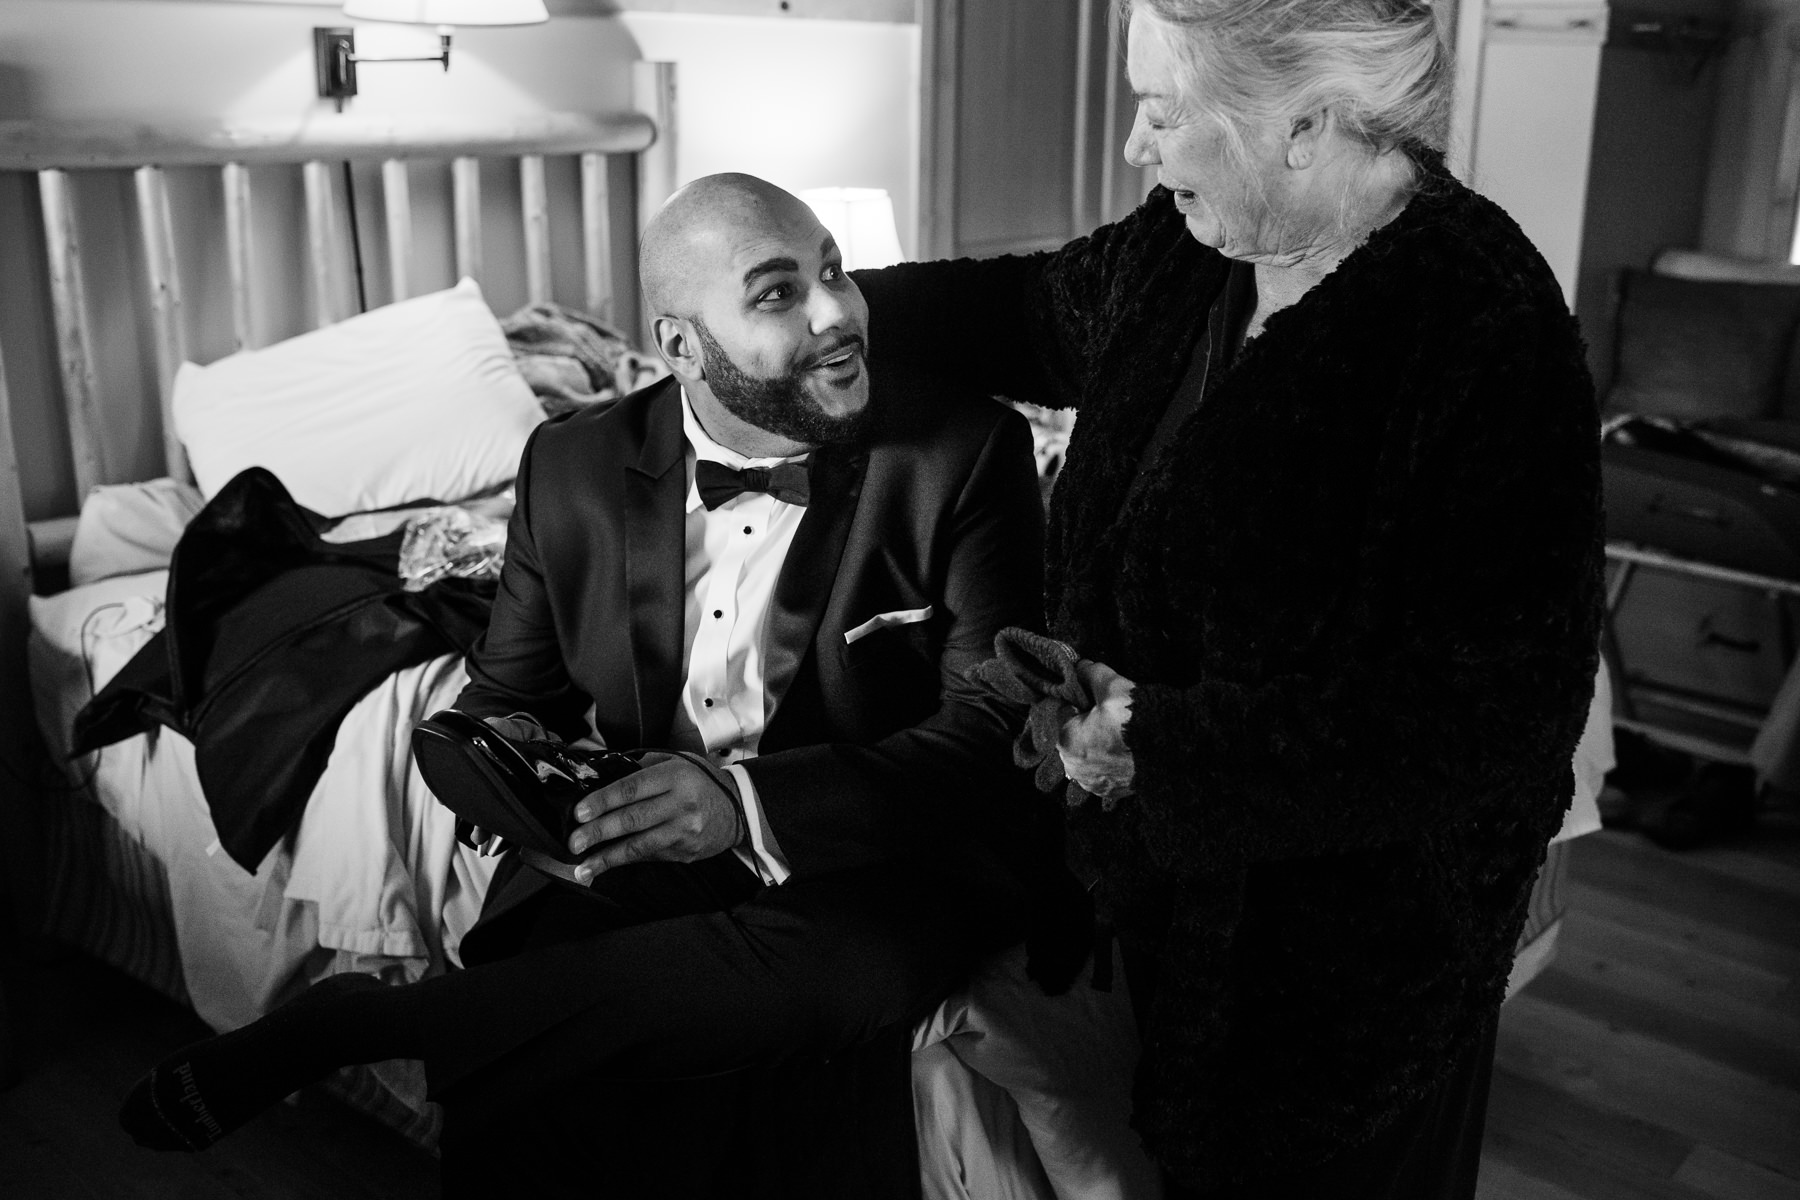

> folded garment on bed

[
  {"left": 72, "top": 467, "right": 495, "bottom": 872},
  {"left": 502, "top": 300, "right": 668, "bottom": 416}
]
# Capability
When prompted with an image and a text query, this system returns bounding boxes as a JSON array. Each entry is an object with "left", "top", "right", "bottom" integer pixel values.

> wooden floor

[
  {"left": 1477, "top": 822, "right": 1800, "bottom": 1200},
  {"left": 0, "top": 822, "right": 1794, "bottom": 1198}
]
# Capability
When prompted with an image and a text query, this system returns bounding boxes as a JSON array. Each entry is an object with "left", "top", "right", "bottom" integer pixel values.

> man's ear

[
  {"left": 1285, "top": 108, "right": 1329, "bottom": 170},
  {"left": 653, "top": 315, "right": 703, "bottom": 380}
]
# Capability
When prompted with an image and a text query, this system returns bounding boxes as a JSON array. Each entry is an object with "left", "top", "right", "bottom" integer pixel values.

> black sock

[{"left": 119, "top": 971, "right": 426, "bottom": 1151}]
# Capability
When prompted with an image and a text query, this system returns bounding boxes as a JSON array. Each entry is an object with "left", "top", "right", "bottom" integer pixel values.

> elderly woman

[{"left": 854, "top": 0, "right": 1602, "bottom": 1195}]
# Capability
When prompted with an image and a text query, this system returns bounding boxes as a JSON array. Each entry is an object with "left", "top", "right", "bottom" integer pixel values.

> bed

[{"left": 0, "top": 97, "right": 1602, "bottom": 1200}]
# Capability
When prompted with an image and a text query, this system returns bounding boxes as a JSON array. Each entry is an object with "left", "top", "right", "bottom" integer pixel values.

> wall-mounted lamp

[{"left": 315, "top": 0, "right": 549, "bottom": 109}]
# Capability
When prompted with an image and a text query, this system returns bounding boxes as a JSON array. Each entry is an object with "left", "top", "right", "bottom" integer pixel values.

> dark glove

[{"left": 965, "top": 627, "right": 1094, "bottom": 802}]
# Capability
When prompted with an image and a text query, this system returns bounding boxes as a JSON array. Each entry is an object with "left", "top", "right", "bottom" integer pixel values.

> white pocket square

[{"left": 844, "top": 605, "right": 934, "bottom": 645}]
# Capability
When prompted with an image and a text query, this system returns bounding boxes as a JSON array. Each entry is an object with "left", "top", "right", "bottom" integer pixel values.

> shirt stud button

[
  {"left": 703, "top": 698, "right": 714, "bottom": 708},
  {"left": 713, "top": 609, "right": 723, "bottom": 619},
  {"left": 742, "top": 526, "right": 753, "bottom": 535}
]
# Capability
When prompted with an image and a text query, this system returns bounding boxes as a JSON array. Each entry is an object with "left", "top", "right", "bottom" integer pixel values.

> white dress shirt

[{"left": 667, "top": 389, "right": 800, "bottom": 886}]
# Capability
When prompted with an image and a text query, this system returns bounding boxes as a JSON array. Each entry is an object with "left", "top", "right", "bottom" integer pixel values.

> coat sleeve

[
  {"left": 853, "top": 190, "right": 1183, "bottom": 412},
  {"left": 1121, "top": 299, "right": 1604, "bottom": 867},
  {"left": 454, "top": 426, "right": 594, "bottom": 743},
  {"left": 739, "top": 411, "right": 1049, "bottom": 876}
]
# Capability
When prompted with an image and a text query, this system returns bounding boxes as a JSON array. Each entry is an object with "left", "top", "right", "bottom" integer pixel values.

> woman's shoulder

[
  {"left": 1033, "top": 186, "right": 1222, "bottom": 351},
  {"left": 1376, "top": 168, "right": 1566, "bottom": 319}
]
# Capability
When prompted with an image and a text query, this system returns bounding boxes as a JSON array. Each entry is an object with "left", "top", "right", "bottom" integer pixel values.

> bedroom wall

[
  {"left": 619, "top": 12, "right": 919, "bottom": 259},
  {"left": 0, "top": 0, "right": 920, "bottom": 524}
]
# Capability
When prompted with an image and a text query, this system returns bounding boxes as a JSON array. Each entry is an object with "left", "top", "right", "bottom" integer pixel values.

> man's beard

[{"left": 692, "top": 319, "right": 869, "bottom": 446}]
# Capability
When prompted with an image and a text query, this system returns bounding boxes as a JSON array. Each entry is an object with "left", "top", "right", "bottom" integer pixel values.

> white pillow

[
  {"left": 172, "top": 278, "right": 542, "bottom": 517},
  {"left": 69, "top": 477, "right": 205, "bottom": 587}
]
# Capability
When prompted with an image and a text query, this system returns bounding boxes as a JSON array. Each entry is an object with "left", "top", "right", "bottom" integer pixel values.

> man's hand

[
  {"left": 1058, "top": 659, "right": 1137, "bottom": 802},
  {"left": 567, "top": 751, "right": 743, "bottom": 882}
]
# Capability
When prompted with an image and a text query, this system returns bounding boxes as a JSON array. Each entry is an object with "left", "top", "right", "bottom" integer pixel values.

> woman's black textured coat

[{"left": 856, "top": 158, "right": 1603, "bottom": 1188}]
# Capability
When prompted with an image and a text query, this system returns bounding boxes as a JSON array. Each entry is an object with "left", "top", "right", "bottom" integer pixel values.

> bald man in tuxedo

[{"left": 123, "top": 173, "right": 1089, "bottom": 1198}]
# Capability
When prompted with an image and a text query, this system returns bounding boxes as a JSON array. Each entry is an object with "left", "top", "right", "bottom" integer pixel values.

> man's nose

[{"left": 807, "top": 284, "right": 853, "bottom": 334}]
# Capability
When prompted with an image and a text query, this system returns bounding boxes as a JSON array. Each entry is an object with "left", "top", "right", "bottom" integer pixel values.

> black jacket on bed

[
  {"left": 73, "top": 467, "right": 492, "bottom": 871},
  {"left": 853, "top": 155, "right": 1604, "bottom": 1188}
]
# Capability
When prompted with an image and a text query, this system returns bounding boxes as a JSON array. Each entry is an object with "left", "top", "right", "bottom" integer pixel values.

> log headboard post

[
  {"left": 37, "top": 168, "right": 106, "bottom": 501},
  {"left": 134, "top": 165, "right": 193, "bottom": 483}
]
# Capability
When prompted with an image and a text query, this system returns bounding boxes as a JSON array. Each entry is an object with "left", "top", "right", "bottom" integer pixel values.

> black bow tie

[{"left": 695, "top": 458, "right": 811, "bottom": 511}]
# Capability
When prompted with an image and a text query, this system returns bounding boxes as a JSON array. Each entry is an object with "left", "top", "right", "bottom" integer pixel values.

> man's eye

[
  {"left": 822, "top": 263, "right": 844, "bottom": 281},
  {"left": 757, "top": 283, "right": 793, "bottom": 304}
]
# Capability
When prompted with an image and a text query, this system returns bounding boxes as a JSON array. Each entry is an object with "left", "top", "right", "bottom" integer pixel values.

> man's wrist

[
  {"left": 716, "top": 766, "right": 748, "bottom": 848},
  {"left": 666, "top": 749, "right": 748, "bottom": 848}
]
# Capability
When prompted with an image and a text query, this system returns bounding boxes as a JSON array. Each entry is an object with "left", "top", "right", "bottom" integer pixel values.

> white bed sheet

[{"left": 27, "top": 571, "right": 497, "bottom": 1032}]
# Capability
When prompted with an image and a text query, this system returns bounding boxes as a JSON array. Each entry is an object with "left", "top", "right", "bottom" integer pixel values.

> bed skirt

[{"left": 39, "top": 788, "right": 444, "bottom": 1149}]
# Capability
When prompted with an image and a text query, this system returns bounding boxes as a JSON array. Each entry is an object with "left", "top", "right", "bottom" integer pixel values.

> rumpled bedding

[{"left": 501, "top": 301, "right": 669, "bottom": 416}]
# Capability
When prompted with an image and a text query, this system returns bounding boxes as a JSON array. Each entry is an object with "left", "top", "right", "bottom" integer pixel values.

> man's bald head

[
  {"left": 640, "top": 173, "right": 820, "bottom": 318},
  {"left": 636, "top": 172, "right": 871, "bottom": 460}
]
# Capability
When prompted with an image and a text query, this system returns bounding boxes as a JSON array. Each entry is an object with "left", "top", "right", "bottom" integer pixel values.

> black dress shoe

[
  {"left": 411, "top": 710, "right": 640, "bottom": 863},
  {"left": 1639, "top": 761, "right": 1757, "bottom": 851},
  {"left": 1608, "top": 729, "right": 1694, "bottom": 795}
]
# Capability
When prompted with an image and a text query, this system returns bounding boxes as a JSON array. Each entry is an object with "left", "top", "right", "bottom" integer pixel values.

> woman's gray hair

[{"left": 1122, "top": 0, "right": 1451, "bottom": 162}]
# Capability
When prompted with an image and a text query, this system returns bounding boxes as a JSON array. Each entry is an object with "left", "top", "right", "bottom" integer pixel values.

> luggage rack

[{"left": 1604, "top": 540, "right": 1800, "bottom": 764}]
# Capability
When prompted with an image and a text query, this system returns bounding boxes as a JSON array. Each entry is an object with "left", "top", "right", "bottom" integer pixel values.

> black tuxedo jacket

[{"left": 455, "top": 373, "right": 1057, "bottom": 939}]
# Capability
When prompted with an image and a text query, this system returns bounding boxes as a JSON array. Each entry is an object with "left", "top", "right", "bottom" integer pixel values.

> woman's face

[{"left": 1122, "top": 9, "right": 1298, "bottom": 262}]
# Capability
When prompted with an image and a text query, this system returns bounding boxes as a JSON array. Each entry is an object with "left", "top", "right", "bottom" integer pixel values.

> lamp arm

[{"left": 349, "top": 32, "right": 452, "bottom": 72}]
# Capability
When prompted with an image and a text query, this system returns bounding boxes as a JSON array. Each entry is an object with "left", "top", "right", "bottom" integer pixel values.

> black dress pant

[{"left": 425, "top": 850, "right": 1027, "bottom": 1198}]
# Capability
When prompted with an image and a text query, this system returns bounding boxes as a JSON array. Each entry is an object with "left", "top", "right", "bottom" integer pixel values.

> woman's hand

[{"left": 1059, "top": 660, "right": 1137, "bottom": 801}]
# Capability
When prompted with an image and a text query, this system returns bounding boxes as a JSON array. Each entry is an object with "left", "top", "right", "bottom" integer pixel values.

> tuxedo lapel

[
  {"left": 624, "top": 383, "right": 687, "bottom": 747},
  {"left": 762, "top": 441, "right": 868, "bottom": 730}
]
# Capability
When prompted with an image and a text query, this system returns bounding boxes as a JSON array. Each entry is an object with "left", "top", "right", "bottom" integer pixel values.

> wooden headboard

[{"left": 0, "top": 82, "right": 675, "bottom": 930}]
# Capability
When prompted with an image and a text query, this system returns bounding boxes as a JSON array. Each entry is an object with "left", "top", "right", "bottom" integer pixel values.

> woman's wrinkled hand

[{"left": 1058, "top": 659, "right": 1137, "bottom": 801}]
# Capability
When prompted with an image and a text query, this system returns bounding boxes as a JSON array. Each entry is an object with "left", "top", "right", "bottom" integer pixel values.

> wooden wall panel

[
  {"left": 920, "top": 0, "right": 1148, "bottom": 261},
  {"left": 952, "top": 0, "right": 1082, "bottom": 256}
]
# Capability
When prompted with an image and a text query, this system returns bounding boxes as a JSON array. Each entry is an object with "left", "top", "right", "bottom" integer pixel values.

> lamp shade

[
  {"left": 797, "top": 188, "right": 905, "bottom": 272},
  {"left": 343, "top": 0, "right": 548, "bottom": 25}
]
